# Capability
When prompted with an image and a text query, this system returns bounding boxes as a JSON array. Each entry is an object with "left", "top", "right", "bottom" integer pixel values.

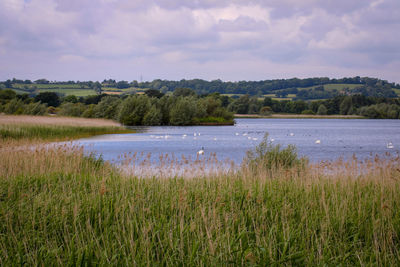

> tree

[
  {"left": 0, "top": 89, "right": 17, "bottom": 104},
  {"left": 169, "top": 97, "right": 197, "bottom": 125},
  {"left": 173, "top": 88, "right": 196, "bottom": 97},
  {"left": 145, "top": 89, "right": 164, "bottom": 98},
  {"left": 94, "top": 82, "right": 102, "bottom": 95},
  {"left": 34, "top": 92, "right": 60, "bottom": 107},
  {"left": 93, "top": 96, "right": 121, "bottom": 120},
  {"left": 63, "top": 95, "right": 78, "bottom": 103},
  {"left": 118, "top": 95, "right": 150, "bottom": 125},
  {"left": 143, "top": 105, "right": 162, "bottom": 125},
  {"left": 116, "top": 81, "right": 130, "bottom": 89},
  {"left": 317, "top": 104, "right": 328, "bottom": 115},
  {"left": 4, "top": 80, "right": 12, "bottom": 88},
  {"left": 339, "top": 96, "right": 353, "bottom": 115}
]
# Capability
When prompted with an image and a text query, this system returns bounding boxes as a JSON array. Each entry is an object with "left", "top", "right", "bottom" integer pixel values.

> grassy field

[
  {"left": 13, "top": 83, "right": 88, "bottom": 89},
  {"left": 39, "top": 88, "right": 97, "bottom": 96},
  {"left": 0, "top": 116, "right": 399, "bottom": 265},
  {"left": 298, "top": 83, "right": 363, "bottom": 91}
]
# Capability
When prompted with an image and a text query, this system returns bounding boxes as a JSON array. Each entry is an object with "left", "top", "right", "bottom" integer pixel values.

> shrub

[
  {"left": 244, "top": 133, "right": 307, "bottom": 173},
  {"left": 301, "top": 109, "right": 315, "bottom": 115},
  {"left": 317, "top": 104, "right": 328, "bottom": 115}
]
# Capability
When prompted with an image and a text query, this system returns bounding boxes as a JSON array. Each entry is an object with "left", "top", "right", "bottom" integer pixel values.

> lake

[{"left": 76, "top": 119, "right": 400, "bottom": 167}]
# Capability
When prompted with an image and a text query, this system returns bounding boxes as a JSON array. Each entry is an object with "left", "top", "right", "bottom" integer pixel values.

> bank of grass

[
  {"left": 0, "top": 118, "right": 399, "bottom": 265},
  {"left": 0, "top": 115, "right": 133, "bottom": 141}
]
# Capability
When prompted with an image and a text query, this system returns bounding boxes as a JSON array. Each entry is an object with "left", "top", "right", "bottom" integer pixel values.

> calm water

[{"left": 76, "top": 119, "right": 400, "bottom": 164}]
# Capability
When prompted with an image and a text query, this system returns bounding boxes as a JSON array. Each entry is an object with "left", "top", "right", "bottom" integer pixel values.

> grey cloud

[
  {"left": 0, "top": 0, "right": 399, "bottom": 83},
  {"left": 217, "top": 16, "right": 268, "bottom": 32}
]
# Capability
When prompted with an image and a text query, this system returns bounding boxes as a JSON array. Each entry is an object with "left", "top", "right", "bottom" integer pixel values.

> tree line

[
  {"left": 227, "top": 94, "right": 400, "bottom": 119},
  {"left": 1, "top": 86, "right": 400, "bottom": 121},
  {"left": 0, "top": 89, "right": 234, "bottom": 126},
  {"left": 2, "top": 76, "right": 399, "bottom": 97}
]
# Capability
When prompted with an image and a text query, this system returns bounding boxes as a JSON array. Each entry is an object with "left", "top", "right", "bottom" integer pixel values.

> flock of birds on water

[
  {"left": 148, "top": 131, "right": 327, "bottom": 156},
  {"left": 147, "top": 131, "right": 395, "bottom": 156}
]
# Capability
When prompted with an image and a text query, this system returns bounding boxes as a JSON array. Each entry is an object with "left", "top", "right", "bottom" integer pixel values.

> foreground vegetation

[{"left": 0, "top": 117, "right": 399, "bottom": 265}]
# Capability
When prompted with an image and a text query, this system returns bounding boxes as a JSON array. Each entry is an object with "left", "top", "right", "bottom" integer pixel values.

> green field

[
  {"left": 298, "top": 83, "right": 363, "bottom": 91},
  {"left": 13, "top": 83, "right": 89, "bottom": 89},
  {"left": 39, "top": 88, "right": 96, "bottom": 96}
]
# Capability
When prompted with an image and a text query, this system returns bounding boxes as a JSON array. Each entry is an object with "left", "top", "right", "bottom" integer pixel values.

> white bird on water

[
  {"left": 315, "top": 140, "right": 321, "bottom": 144},
  {"left": 387, "top": 142, "right": 394, "bottom": 149},
  {"left": 197, "top": 147, "right": 205, "bottom": 155},
  {"left": 289, "top": 133, "right": 294, "bottom": 136}
]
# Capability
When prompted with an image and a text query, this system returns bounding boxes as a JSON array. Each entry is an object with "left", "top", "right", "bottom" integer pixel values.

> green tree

[
  {"left": 63, "top": 95, "right": 78, "bottom": 103},
  {"left": 339, "top": 96, "right": 353, "bottom": 115},
  {"left": 317, "top": 104, "right": 328, "bottom": 115},
  {"left": 118, "top": 95, "right": 151, "bottom": 125},
  {"left": 173, "top": 88, "right": 196, "bottom": 97},
  {"left": 143, "top": 105, "right": 162, "bottom": 125},
  {"left": 35, "top": 92, "right": 60, "bottom": 107},
  {"left": 0, "top": 89, "right": 17, "bottom": 104},
  {"left": 93, "top": 96, "right": 122, "bottom": 120},
  {"left": 4, "top": 99, "right": 24, "bottom": 114},
  {"left": 94, "top": 82, "right": 102, "bottom": 95},
  {"left": 23, "top": 102, "right": 47, "bottom": 115},
  {"left": 169, "top": 97, "right": 197, "bottom": 125},
  {"left": 58, "top": 103, "right": 87, "bottom": 117}
]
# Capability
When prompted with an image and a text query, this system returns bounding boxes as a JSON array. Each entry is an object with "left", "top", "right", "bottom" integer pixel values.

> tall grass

[
  {"left": 0, "top": 115, "right": 132, "bottom": 141},
  {"left": 1, "top": 117, "right": 400, "bottom": 265}
]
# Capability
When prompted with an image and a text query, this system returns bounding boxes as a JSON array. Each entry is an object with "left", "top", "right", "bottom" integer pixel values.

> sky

[{"left": 0, "top": 0, "right": 399, "bottom": 83}]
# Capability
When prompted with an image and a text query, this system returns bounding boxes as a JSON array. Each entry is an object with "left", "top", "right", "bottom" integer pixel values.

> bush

[
  {"left": 259, "top": 106, "right": 272, "bottom": 116},
  {"left": 24, "top": 102, "right": 47, "bottom": 115},
  {"left": 317, "top": 104, "right": 328, "bottom": 115},
  {"left": 58, "top": 103, "right": 87, "bottom": 117},
  {"left": 244, "top": 133, "right": 307, "bottom": 172},
  {"left": 301, "top": 109, "right": 315, "bottom": 115}
]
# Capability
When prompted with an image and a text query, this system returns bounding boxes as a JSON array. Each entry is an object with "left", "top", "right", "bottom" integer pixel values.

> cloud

[{"left": 0, "top": 0, "right": 399, "bottom": 83}]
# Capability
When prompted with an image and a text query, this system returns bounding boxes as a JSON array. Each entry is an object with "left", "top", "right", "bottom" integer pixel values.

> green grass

[
  {"left": 298, "top": 84, "right": 363, "bottom": 91},
  {"left": 39, "top": 89, "right": 96, "bottom": 96},
  {"left": 13, "top": 83, "right": 88, "bottom": 89},
  {"left": 1, "top": 162, "right": 399, "bottom": 265},
  {"left": 0, "top": 122, "right": 400, "bottom": 265}
]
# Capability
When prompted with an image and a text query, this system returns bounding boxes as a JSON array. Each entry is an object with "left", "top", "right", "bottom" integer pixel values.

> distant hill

[{"left": 1, "top": 77, "right": 399, "bottom": 100}]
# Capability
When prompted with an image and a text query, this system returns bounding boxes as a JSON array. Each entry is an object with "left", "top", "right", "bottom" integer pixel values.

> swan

[
  {"left": 197, "top": 147, "right": 205, "bottom": 155},
  {"left": 315, "top": 140, "right": 321, "bottom": 144},
  {"left": 387, "top": 142, "right": 394, "bottom": 149}
]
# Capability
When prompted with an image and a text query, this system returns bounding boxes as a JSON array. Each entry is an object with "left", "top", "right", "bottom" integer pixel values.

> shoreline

[{"left": 234, "top": 114, "right": 365, "bottom": 119}]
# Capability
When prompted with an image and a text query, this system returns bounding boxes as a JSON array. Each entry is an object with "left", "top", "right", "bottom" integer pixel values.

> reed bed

[
  {"left": 0, "top": 115, "right": 122, "bottom": 127},
  {"left": 0, "top": 115, "right": 132, "bottom": 141},
  {"left": 117, "top": 151, "right": 237, "bottom": 178},
  {"left": 1, "top": 138, "right": 400, "bottom": 265}
]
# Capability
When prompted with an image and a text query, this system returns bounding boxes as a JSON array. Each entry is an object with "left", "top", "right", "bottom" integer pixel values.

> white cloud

[{"left": 0, "top": 0, "right": 399, "bottom": 82}]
